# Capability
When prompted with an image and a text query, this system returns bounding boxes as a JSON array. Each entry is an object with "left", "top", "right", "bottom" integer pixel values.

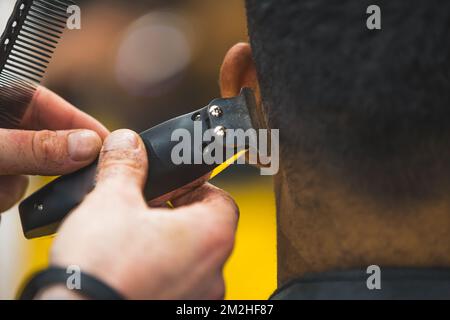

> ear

[
  {"left": 220, "top": 43, "right": 261, "bottom": 106},
  {"left": 220, "top": 43, "right": 272, "bottom": 168}
]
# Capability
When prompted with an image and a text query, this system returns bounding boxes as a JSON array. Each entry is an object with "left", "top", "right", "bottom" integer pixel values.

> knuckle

[
  {"left": 218, "top": 189, "right": 239, "bottom": 211},
  {"left": 191, "top": 206, "right": 238, "bottom": 256},
  {"left": 222, "top": 192, "right": 240, "bottom": 217},
  {"left": 100, "top": 148, "right": 144, "bottom": 170},
  {"left": 203, "top": 224, "right": 235, "bottom": 255},
  {"left": 204, "top": 186, "right": 240, "bottom": 220},
  {"left": 32, "top": 130, "right": 64, "bottom": 165},
  {"left": 98, "top": 148, "right": 146, "bottom": 181},
  {"left": 203, "top": 199, "right": 240, "bottom": 227}
]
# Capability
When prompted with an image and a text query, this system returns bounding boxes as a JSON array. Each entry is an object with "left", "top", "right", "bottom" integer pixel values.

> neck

[{"left": 275, "top": 167, "right": 450, "bottom": 285}]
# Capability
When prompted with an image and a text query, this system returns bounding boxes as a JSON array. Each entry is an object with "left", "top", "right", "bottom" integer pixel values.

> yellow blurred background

[{"left": 0, "top": 0, "right": 277, "bottom": 299}]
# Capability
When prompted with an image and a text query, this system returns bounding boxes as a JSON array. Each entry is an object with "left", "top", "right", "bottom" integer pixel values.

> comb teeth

[
  {"left": 1, "top": 0, "right": 74, "bottom": 83},
  {"left": 0, "top": 0, "right": 75, "bottom": 127}
]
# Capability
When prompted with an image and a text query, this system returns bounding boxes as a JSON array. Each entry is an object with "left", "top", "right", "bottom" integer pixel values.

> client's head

[{"left": 220, "top": 0, "right": 450, "bottom": 283}]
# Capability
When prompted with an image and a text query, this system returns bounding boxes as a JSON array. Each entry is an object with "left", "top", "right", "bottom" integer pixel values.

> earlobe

[{"left": 220, "top": 43, "right": 261, "bottom": 105}]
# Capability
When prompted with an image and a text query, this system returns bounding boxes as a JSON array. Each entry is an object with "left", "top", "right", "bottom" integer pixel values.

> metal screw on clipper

[
  {"left": 209, "top": 105, "right": 223, "bottom": 118},
  {"left": 214, "top": 126, "right": 226, "bottom": 137}
]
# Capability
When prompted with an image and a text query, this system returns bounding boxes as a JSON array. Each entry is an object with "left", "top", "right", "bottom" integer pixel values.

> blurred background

[{"left": 0, "top": 0, "right": 276, "bottom": 299}]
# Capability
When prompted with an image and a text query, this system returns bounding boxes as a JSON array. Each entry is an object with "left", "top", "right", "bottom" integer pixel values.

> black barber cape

[{"left": 271, "top": 268, "right": 450, "bottom": 300}]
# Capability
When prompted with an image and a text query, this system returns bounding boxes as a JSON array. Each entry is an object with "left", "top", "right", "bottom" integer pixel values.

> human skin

[
  {"left": 219, "top": 42, "right": 450, "bottom": 285},
  {"left": 0, "top": 86, "right": 108, "bottom": 213},
  {"left": 0, "top": 84, "right": 238, "bottom": 299},
  {"left": 39, "top": 129, "right": 239, "bottom": 300}
]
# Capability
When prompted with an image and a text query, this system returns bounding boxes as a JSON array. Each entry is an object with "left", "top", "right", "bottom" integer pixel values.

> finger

[
  {"left": 0, "top": 128, "right": 102, "bottom": 175},
  {"left": 172, "top": 182, "right": 232, "bottom": 207},
  {"left": 20, "top": 86, "right": 109, "bottom": 139},
  {"left": 95, "top": 129, "right": 148, "bottom": 198},
  {"left": 147, "top": 173, "right": 211, "bottom": 207},
  {"left": 0, "top": 176, "right": 29, "bottom": 213},
  {"left": 172, "top": 183, "right": 239, "bottom": 228}
]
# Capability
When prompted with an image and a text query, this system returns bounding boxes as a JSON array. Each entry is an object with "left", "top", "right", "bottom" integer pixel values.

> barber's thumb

[{"left": 95, "top": 129, "right": 148, "bottom": 192}]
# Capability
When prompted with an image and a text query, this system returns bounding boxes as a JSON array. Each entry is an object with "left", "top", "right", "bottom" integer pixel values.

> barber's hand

[
  {"left": 0, "top": 87, "right": 108, "bottom": 213},
  {"left": 50, "top": 129, "right": 239, "bottom": 299}
]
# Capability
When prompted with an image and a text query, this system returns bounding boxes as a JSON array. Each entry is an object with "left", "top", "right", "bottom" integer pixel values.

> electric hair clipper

[{"left": 19, "top": 88, "right": 266, "bottom": 239}]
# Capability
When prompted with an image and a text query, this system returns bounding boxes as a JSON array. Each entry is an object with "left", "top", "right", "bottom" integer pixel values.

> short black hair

[{"left": 246, "top": 0, "right": 450, "bottom": 203}]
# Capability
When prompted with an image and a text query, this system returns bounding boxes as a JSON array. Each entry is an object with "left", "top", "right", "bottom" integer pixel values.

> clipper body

[{"left": 19, "top": 88, "right": 260, "bottom": 239}]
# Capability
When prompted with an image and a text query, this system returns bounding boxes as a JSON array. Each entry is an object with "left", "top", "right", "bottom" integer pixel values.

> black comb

[{"left": 0, "top": 0, "right": 74, "bottom": 128}]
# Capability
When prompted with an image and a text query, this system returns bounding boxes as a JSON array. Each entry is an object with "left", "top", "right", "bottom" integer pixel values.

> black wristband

[{"left": 18, "top": 266, "right": 124, "bottom": 300}]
